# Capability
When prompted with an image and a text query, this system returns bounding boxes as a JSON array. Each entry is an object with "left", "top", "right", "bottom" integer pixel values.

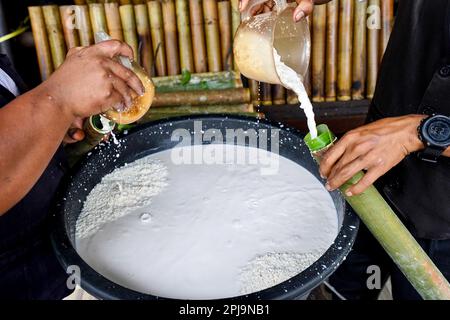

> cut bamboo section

[
  {"left": 104, "top": 2, "right": 124, "bottom": 40},
  {"left": 272, "top": 85, "right": 286, "bottom": 105},
  {"left": 119, "top": 4, "right": 139, "bottom": 61},
  {"left": 287, "top": 90, "right": 299, "bottom": 105},
  {"left": 134, "top": 4, "right": 154, "bottom": 75},
  {"left": 311, "top": 5, "right": 326, "bottom": 102},
  {"left": 89, "top": 3, "right": 109, "bottom": 34},
  {"left": 248, "top": 79, "right": 260, "bottom": 105},
  {"left": 148, "top": 1, "right": 167, "bottom": 76},
  {"left": 379, "top": 0, "right": 394, "bottom": 62},
  {"left": 28, "top": 6, "right": 54, "bottom": 80},
  {"left": 304, "top": 17, "right": 312, "bottom": 97},
  {"left": 203, "top": 0, "right": 222, "bottom": 72},
  {"left": 218, "top": 0, "right": 232, "bottom": 71},
  {"left": 148, "top": 104, "right": 253, "bottom": 113},
  {"left": 352, "top": 0, "right": 367, "bottom": 100},
  {"left": 325, "top": 0, "right": 338, "bottom": 102},
  {"left": 230, "top": 0, "right": 240, "bottom": 71},
  {"left": 59, "top": 6, "right": 80, "bottom": 49},
  {"left": 76, "top": 5, "right": 94, "bottom": 46},
  {"left": 154, "top": 71, "right": 241, "bottom": 92},
  {"left": 140, "top": 110, "right": 262, "bottom": 123},
  {"left": 260, "top": 82, "right": 272, "bottom": 106},
  {"left": 42, "top": 5, "right": 67, "bottom": 69},
  {"left": 162, "top": 0, "right": 180, "bottom": 75},
  {"left": 367, "top": 0, "right": 380, "bottom": 99},
  {"left": 176, "top": 0, "right": 194, "bottom": 72},
  {"left": 152, "top": 88, "right": 250, "bottom": 107},
  {"left": 189, "top": 0, "right": 208, "bottom": 73},
  {"left": 337, "top": 0, "right": 354, "bottom": 101}
]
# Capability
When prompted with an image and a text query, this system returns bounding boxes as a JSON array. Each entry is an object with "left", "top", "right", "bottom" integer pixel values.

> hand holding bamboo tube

[
  {"left": 148, "top": 0, "right": 168, "bottom": 76},
  {"left": 28, "top": 6, "right": 53, "bottom": 80},
  {"left": 189, "top": 0, "right": 208, "bottom": 73}
]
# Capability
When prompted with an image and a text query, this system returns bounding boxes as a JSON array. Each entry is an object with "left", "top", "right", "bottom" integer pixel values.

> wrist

[{"left": 407, "top": 115, "right": 428, "bottom": 153}]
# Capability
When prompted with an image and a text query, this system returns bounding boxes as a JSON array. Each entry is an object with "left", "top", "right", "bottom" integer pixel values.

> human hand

[
  {"left": 63, "top": 117, "right": 85, "bottom": 145},
  {"left": 319, "top": 115, "right": 427, "bottom": 196},
  {"left": 239, "top": 0, "right": 317, "bottom": 22}
]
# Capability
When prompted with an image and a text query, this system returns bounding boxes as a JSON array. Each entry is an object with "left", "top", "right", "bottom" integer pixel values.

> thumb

[{"left": 294, "top": 0, "right": 315, "bottom": 22}]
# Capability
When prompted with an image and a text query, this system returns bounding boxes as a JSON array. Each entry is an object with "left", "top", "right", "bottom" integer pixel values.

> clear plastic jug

[{"left": 233, "top": 0, "right": 311, "bottom": 84}]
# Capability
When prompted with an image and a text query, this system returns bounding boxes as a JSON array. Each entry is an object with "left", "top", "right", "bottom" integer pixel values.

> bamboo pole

[
  {"left": 105, "top": 2, "right": 124, "bottom": 40},
  {"left": 189, "top": 0, "right": 208, "bottom": 73},
  {"left": 154, "top": 71, "right": 240, "bottom": 92},
  {"left": 89, "top": 3, "right": 109, "bottom": 34},
  {"left": 352, "top": 0, "right": 367, "bottom": 100},
  {"left": 148, "top": 104, "right": 253, "bottom": 113},
  {"left": 325, "top": 0, "right": 338, "bottom": 102},
  {"left": 148, "top": 0, "right": 167, "bottom": 76},
  {"left": 272, "top": 85, "right": 286, "bottom": 105},
  {"left": 218, "top": 0, "right": 232, "bottom": 71},
  {"left": 74, "top": 0, "right": 86, "bottom": 5},
  {"left": 76, "top": 5, "right": 94, "bottom": 46},
  {"left": 311, "top": 5, "right": 326, "bottom": 102},
  {"left": 28, "top": 6, "right": 54, "bottom": 80},
  {"left": 337, "top": 0, "right": 353, "bottom": 101},
  {"left": 59, "top": 6, "right": 80, "bottom": 49},
  {"left": 304, "top": 16, "right": 312, "bottom": 97},
  {"left": 119, "top": 4, "right": 139, "bottom": 61},
  {"left": 152, "top": 88, "right": 250, "bottom": 106},
  {"left": 367, "top": 0, "right": 380, "bottom": 99},
  {"left": 162, "top": 0, "right": 181, "bottom": 75},
  {"left": 203, "top": 0, "right": 222, "bottom": 72},
  {"left": 42, "top": 5, "right": 67, "bottom": 69},
  {"left": 260, "top": 82, "right": 272, "bottom": 106},
  {"left": 287, "top": 90, "right": 299, "bottom": 105},
  {"left": 230, "top": 0, "right": 240, "bottom": 71},
  {"left": 135, "top": 4, "right": 154, "bottom": 75},
  {"left": 379, "top": 0, "right": 394, "bottom": 62},
  {"left": 119, "top": 0, "right": 132, "bottom": 4},
  {"left": 248, "top": 79, "right": 260, "bottom": 106},
  {"left": 176, "top": 0, "right": 194, "bottom": 72}
]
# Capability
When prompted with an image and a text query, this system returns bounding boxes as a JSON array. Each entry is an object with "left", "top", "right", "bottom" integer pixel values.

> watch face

[{"left": 423, "top": 116, "right": 450, "bottom": 147}]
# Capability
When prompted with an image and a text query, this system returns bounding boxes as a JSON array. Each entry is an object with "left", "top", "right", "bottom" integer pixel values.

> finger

[
  {"left": 101, "top": 87, "right": 126, "bottom": 113},
  {"left": 71, "top": 117, "right": 84, "bottom": 130},
  {"left": 239, "top": 0, "right": 250, "bottom": 11},
  {"left": 319, "top": 138, "right": 350, "bottom": 178},
  {"left": 64, "top": 128, "right": 85, "bottom": 144},
  {"left": 326, "top": 156, "right": 369, "bottom": 191},
  {"left": 94, "top": 40, "right": 134, "bottom": 60},
  {"left": 294, "top": 0, "right": 314, "bottom": 21},
  {"left": 109, "top": 75, "right": 134, "bottom": 109},
  {"left": 345, "top": 168, "right": 384, "bottom": 197},
  {"left": 105, "top": 59, "right": 145, "bottom": 97}
]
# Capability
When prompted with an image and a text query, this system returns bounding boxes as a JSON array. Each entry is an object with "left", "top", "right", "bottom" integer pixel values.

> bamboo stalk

[
  {"left": 132, "top": 0, "right": 145, "bottom": 4},
  {"left": 42, "top": 5, "right": 67, "bottom": 69},
  {"left": 337, "top": 0, "right": 353, "bottom": 101},
  {"left": 189, "top": 0, "right": 208, "bottom": 73},
  {"left": 149, "top": 104, "right": 253, "bottom": 113},
  {"left": 248, "top": 79, "right": 260, "bottom": 106},
  {"left": 105, "top": 2, "right": 124, "bottom": 40},
  {"left": 140, "top": 111, "right": 261, "bottom": 123},
  {"left": 119, "top": 0, "right": 132, "bottom": 4},
  {"left": 203, "top": 0, "right": 222, "bottom": 72},
  {"left": 287, "top": 90, "right": 299, "bottom": 105},
  {"left": 311, "top": 5, "right": 326, "bottom": 102},
  {"left": 352, "top": 0, "right": 367, "bottom": 100},
  {"left": 148, "top": 1, "right": 167, "bottom": 76},
  {"left": 325, "top": 0, "right": 338, "bottom": 102},
  {"left": 119, "top": 4, "right": 139, "bottom": 61},
  {"left": 305, "top": 125, "right": 450, "bottom": 301},
  {"left": 152, "top": 88, "right": 250, "bottom": 107},
  {"left": 379, "top": 0, "right": 394, "bottom": 62},
  {"left": 218, "top": 0, "right": 232, "bottom": 71},
  {"left": 304, "top": 16, "right": 312, "bottom": 97},
  {"left": 176, "top": 0, "right": 194, "bottom": 72},
  {"left": 154, "top": 71, "right": 240, "bottom": 92},
  {"left": 89, "top": 3, "right": 109, "bottom": 34},
  {"left": 162, "top": 0, "right": 180, "bottom": 75},
  {"left": 272, "top": 84, "right": 286, "bottom": 105},
  {"left": 76, "top": 5, "right": 94, "bottom": 46},
  {"left": 74, "top": 0, "right": 86, "bottom": 5},
  {"left": 135, "top": 4, "right": 154, "bottom": 75},
  {"left": 367, "top": 0, "right": 380, "bottom": 99},
  {"left": 60, "top": 6, "right": 80, "bottom": 49},
  {"left": 230, "top": 0, "right": 240, "bottom": 71},
  {"left": 28, "top": 6, "right": 54, "bottom": 80},
  {"left": 260, "top": 82, "right": 272, "bottom": 106}
]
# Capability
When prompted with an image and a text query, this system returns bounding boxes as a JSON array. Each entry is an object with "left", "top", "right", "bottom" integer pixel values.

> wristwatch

[{"left": 417, "top": 115, "right": 450, "bottom": 163}]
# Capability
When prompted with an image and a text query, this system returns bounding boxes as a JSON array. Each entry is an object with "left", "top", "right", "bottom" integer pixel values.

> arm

[
  {"left": 319, "top": 115, "right": 450, "bottom": 197},
  {"left": 0, "top": 40, "right": 144, "bottom": 215}
]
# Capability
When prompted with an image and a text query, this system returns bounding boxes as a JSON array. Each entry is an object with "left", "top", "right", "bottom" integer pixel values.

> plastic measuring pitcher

[{"left": 233, "top": 0, "right": 311, "bottom": 84}]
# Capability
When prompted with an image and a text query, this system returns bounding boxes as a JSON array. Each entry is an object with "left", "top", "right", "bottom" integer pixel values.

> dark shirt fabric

[
  {"left": 369, "top": 0, "right": 450, "bottom": 240},
  {"left": 0, "top": 54, "right": 71, "bottom": 299}
]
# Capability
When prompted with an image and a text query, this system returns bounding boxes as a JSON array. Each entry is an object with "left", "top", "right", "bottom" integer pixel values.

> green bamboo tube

[
  {"left": 104, "top": 2, "right": 124, "bottom": 40},
  {"left": 325, "top": 0, "right": 338, "bottom": 102},
  {"left": 304, "top": 125, "right": 450, "bottom": 300},
  {"left": 379, "top": 0, "right": 394, "bottom": 62},
  {"left": 337, "top": 0, "right": 353, "bottom": 101},
  {"left": 286, "top": 90, "right": 299, "bottom": 105},
  {"left": 176, "top": 0, "right": 195, "bottom": 72},
  {"left": 218, "top": 0, "right": 232, "bottom": 71},
  {"left": 148, "top": 1, "right": 167, "bottom": 76},
  {"left": 161, "top": 0, "right": 181, "bottom": 75},
  {"left": 42, "top": 5, "right": 67, "bottom": 69},
  {"left": 28, "top": 6, "right": 54, "bottom": 80},
  {"left": 260, "top": 82, "right": 272, "bottom": 106},
  {"left": 135, "top": 4, "right": 155, "bottom": 75},
  {"left": 119, "top": 4, "right": 139, "bottom": 61},
  {"left": 203, "top": 0, "right": 222, "bottom": 72},
  {"left": 367, "top": 0, "right": 380, "bottom": 99},
  {"left": 351, "top": 0, "right": 367, "bottom": 100},
  {"left": 152, "top": 88, "right": 250, "bottom": 107},
  {"left": 59, "top": 6, "right": 80, "bottom": 49},
  {"left": 272, "top": 84, "right": 286, "bottom": 105},
  {"left": 189, "top": 0, "right": 207, "bottom": 73},
  {"left": 248, "top": 79, "right": 260, "bottom": 106},
  {"left": 154, "top": 71, "right": 239, "bottom": 92},
  {"left": 76, "top": 5, "right": 94, "bottom": 46},
  {"left": 230, "top": 0, "right": 240, "bottom": 72},
  {"left": 311, "top": 5, "right": 326, "bottom": 102},
  {"left": 89, "top": 3, "right": 109, "bottom": 35}
]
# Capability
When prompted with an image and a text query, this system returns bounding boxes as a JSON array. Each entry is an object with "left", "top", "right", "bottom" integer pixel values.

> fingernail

[
  {"left": 140, "top": 87, "right": 145, "bottom": 96},
  {"left": 114, "top": 102, "right": 125, "bottom": 112},
  {"left": 239, "top": 0, "right": 242, "bottom": 10},
  {"left": 295, "top": 10, "right": 305, "bottom": 22},
  {"left": 320, "top": 173, "right": 325, "bottom": 179},
  {"left": 346, "top": 191, "right": 353, "bottom": 197},
  {"left": 325, "top": 183, "right": 332, "bottom": 191}
]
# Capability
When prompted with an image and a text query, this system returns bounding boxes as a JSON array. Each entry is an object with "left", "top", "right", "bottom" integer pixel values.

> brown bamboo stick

[
  {"left": 325, "top": 0, "right": 338, "bottom": 102},
  {"left": 337, "top": 0, "right": 354, "bottom": 101},
  {"left": 152, "top": 88, "right": 250, "bottom": 106},
  {"left": 352, "top": 0, "right": 367, "bottom": 100},
  {"left": 176, "top": 0, "right": 194, "bottom": 72},
  {"left": 134, "top": 4, "right": 154, "bottom": 75},
  {"left": 119, "top": 4, "right": 139, "bottom": 61},
  {"left": 287, "top": 90, "right": 299, "bottom": 105},
  {"left": 28, "top": 6, "right": 54, "bottom": 80},
  {"left": 74, "top": 0, "right": 86, "bottom": 5},
  {"left": 379, "top": 0, "right": 394, "bottom": 62},
  {"left": 203, "top": 0, "right": 222, "bottom": 72},
  {"left": 132, "top": 0, "right": 145, "bottom": 4},
  {"left": 189, "top": 0, "right": 208, "bottom": 73},
  {"left": 367, "top": 0, "right": 380, "bottom": 99},
  {"left": 148, "top": 104, "right": 253, "bottom": 113},
  {"left": 162, "top": 0, "right": 180, "bottom": 75},
  {"left": 230, "top": 0, "right": 240, "bottom": 71},
  {"left": 119, "top": 0, "right": 132, "bottom": 4},
  {"left": 304, "top": 16, "right": 312, "bottom": 97},
  {"left": 260, "top": 82, "right": 272, "bottom": 106},
  {"left": 249, "top": 79, "right": 260, "bottom": 106},
  {"left": 272, "top": 85, "right": 286, "bottom": 105},
  {"left": 89, "top": 3, "right": 109, "bottom": 35},
  {"left": 59, "top": 6, "right": 80, "bottom": 49},
  {"left": 148, "top": 1, "right": 167, "bottom": 76},
  {"left": 311, "top": 5, "right": 326, "bottom": 102},
  {"left": 76, "top": 5, "right": 94, "bottom": 46},
  {"left": 218, "top": 0, "right": 232, "bottom": 71},
  {"left": 105, "top": 2, "right": 124, "bottom": 40},
  {"left": 42, "top": 5, "right": 67, "bottom": 69}
]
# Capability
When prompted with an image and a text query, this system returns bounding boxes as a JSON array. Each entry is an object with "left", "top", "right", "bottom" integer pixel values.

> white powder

[
  {"left": 273, "top": 49, "right": 318, "bottom": 139},
  {"left": 76, "top": 145, "right": 337, "bottom": 299}
]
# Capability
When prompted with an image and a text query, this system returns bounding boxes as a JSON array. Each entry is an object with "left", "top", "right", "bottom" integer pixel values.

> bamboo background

[{"left": 29, "top": 0, "right": 395, "bottom": 111}]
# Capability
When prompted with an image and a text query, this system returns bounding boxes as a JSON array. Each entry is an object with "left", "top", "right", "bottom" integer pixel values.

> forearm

[{"left": 0, "top": 84, "right": 73, "bottom": 215}]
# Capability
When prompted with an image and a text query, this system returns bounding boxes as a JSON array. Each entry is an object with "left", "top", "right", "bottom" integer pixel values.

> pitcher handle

[{"left": 241, "top": 0, "right": 289, "bottom": 20}]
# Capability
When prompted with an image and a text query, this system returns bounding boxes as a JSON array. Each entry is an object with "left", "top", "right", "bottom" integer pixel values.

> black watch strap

[{"left": 417, "top": 146, "right": 445, "bottom": 163}]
